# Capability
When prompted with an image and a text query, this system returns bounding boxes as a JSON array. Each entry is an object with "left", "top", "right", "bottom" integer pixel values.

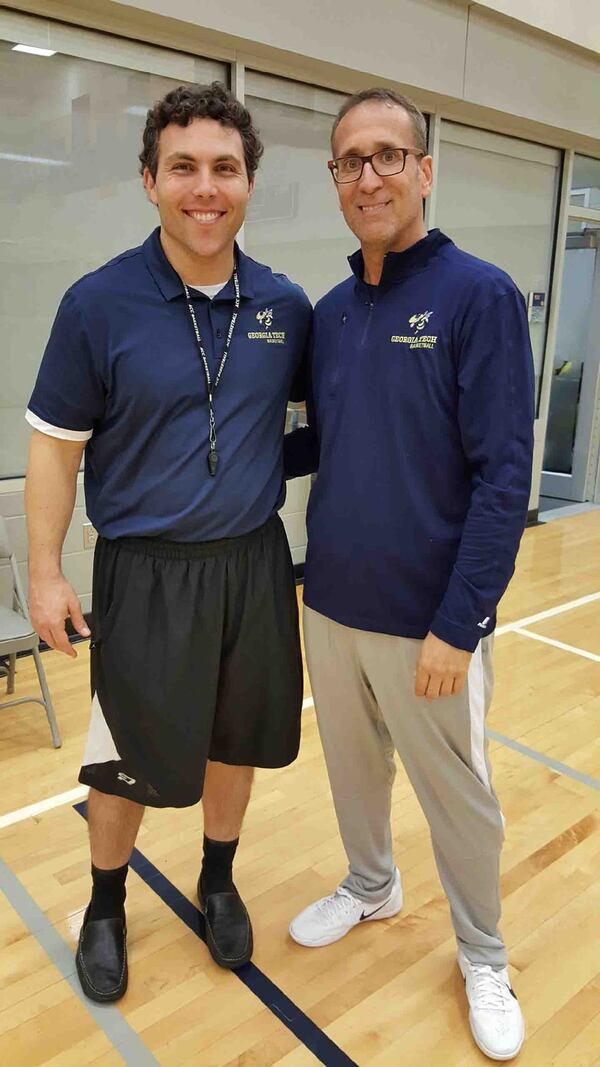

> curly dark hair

[{"left": 139, "top": 82, "right": 264, "bottom": 180}]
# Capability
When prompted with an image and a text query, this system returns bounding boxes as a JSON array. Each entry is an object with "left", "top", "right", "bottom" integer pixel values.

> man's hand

[
  {"left": 415, "top": 631, "right": 472, "bottom": 700},
  {"left": 29, "top": 574, "right": 90, "bottom": 658}
]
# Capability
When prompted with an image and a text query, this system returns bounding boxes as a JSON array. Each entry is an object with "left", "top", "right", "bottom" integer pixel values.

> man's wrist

[
  {"left": 29, "top": 561, "right": 64, "bottom": 583},
  {"left": 429, "top": 614, "right": 481, "bottom": 653}
]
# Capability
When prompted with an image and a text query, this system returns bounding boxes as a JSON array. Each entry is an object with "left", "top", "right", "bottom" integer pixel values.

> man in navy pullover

[{"left": 286, "top": 88, "right": 533, "bottom": 1062}]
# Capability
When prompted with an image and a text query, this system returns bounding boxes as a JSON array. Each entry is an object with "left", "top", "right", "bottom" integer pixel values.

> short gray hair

[{"left": 331, "top": 88, "right": 428, "bottom": 156}]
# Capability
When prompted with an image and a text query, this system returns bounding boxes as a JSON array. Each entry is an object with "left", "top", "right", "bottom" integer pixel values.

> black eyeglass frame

[{"left": 327, "top": 147, "right": 425, "bottom": 184}]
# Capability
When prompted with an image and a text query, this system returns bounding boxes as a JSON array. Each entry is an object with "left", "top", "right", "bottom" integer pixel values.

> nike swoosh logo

[{"left": 359, "top": 899, "right": 389, "bottom": 921}]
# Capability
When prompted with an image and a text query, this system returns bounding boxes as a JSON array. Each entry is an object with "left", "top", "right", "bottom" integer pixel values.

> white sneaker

[
  {"left": 289, "top": 868, "right": 402, "bottom": 947},
  {"left": 458, "top": 951, "right": 525, "bottom": 1061}
]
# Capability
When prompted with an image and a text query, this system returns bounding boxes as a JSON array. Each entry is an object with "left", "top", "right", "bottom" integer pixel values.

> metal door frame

[{"left": 541, "top": 192, "right": 600, "bottom": 502}]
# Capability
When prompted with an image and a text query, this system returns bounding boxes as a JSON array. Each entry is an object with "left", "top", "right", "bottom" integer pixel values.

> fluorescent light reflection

[
  {"left": 125, "top": 106, "right": 149, "bottom": 117},
  {"left": 0, "top": 152, "right": 71, "bottom": 167},
  {"left": 12, "top": 44, "right": 57, "bottom": 57}
]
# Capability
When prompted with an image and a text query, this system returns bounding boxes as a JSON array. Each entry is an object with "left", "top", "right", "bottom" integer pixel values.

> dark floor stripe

[{"left": 74, "top": 802, "right": 357, "bottom": 1066}]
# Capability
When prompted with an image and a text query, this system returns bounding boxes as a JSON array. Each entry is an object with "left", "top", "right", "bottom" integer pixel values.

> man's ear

[
  {"left": 247, "top": 176, "right": 255, "bottom": 201},
  {"left": 420, "top": 155, "right": 434, "bottom": 201},
  {"left": 142, "top": 167, "right": 159, "bottom": 206}
]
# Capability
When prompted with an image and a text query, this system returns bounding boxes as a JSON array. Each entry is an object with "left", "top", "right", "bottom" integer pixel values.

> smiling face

[
  {"left": 143, "top": 117, "right": 253, "bottom": 283},
  {"left": 331, "top": 100, "right": 432, "bottom": 260}
]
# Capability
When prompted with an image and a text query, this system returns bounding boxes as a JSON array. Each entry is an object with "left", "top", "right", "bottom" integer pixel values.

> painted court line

[
  {"left": 0, "top": 785, "right": 88, "bottom": 830},
  {"left": 514, "top": 628, "right": 600, "bottom": 663},
  {"left": 0, "top": 858, "right": 158, "bottom": 1066},
  {"left": 2, "top": 587, "right": 597, "bottom": 829},
  {"left": 486, "top": 730, "right": 600, "bottom": 790},
  {"left": 496, "top": 591, "right": 600, "bottom": 635},
  {"left": 72, "top": 802, "right": 358, "bottom": 1067},
  {"left": 2, "top": 672, "right": 599, "bottom": 833},
  {"left": 0, "top": 709, "right": 314, "bottom": 829}
]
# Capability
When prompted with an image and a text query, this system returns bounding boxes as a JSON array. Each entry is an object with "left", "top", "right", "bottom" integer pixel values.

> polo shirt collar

[
  {"left": 348, "top": 228, "right": 451, "bottom": 290},
  {"left": 143, "top": 227, "right": 255, "bottom": 301}
]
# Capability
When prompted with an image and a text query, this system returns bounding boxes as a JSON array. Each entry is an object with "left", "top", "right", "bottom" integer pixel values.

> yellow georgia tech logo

[
  {"left": 409, "top": 311, "right": 433, "bottom": 332},
  {"left": 248, "top": 307, "right": 286, "bottom": 344},
  {"left": 391, "top": 310, "right": 437, "bottom": 350}
]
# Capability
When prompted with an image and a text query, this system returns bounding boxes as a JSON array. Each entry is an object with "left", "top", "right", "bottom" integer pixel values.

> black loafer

[
  {"left": 197, "top": 876, "right": 253, "bottom": 969},
  {"left": 76, "top": 905, "right": 128, "bottom": 1002}
]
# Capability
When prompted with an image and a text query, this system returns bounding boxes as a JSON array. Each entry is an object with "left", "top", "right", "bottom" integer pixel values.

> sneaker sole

[{"left": 289, "top": 892, "right": 403, "bottom": 948}]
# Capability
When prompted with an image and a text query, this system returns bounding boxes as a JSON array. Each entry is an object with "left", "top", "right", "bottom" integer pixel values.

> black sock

[
  {"left": 200, "top": 835, "right": 238, "bottom": 896},
  {"left": 88, "top": 863, "right": 128, "bottom": 921}
]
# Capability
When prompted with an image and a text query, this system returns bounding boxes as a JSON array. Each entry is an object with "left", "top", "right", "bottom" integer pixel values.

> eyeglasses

[{"left": 328, "top": 147, "right": 424, "bottom": 184}]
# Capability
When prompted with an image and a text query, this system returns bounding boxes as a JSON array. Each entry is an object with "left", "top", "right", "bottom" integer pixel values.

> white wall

[
  {"left": 474, "top": 1, "right": 600, "bottom": 54},
  {"left": 465, "top": 8, "right": 600, "bottom": 142},
  {"left": 8, "top": 0, "right": 600, "bottom": 144}
]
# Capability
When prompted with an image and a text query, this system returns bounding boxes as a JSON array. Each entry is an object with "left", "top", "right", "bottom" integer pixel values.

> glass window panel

[
  {"left": 570, "top": 154, "right": 600, "bottom": 210},
  {"left": 436, "top": 121, "right": 561, "bottom": 411},
  {"left": 0, "top": 39, "right": 226, "bottom": 478},
  {"left": 245, "top": 76, "right": 356, "bottom": 305},
  {"left": 543, "top": 221, "right": 600, "bottom": 476}
]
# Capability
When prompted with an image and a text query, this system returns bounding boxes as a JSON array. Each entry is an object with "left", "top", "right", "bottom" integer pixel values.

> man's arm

[
  {"left": 283, "top": 424, "right": 319, "bottom": 480},
  {"left": 25, "top": 430, "right": 91, "bottom": 657},
  {"left": 283, "top": 332, "right": 319, "bottom": 479},
  {"left": 416, "top": 287, "right": 535, "bottom": 700}
]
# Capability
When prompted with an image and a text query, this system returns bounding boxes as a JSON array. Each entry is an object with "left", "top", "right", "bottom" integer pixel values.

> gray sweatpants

[{"left": 304, "top": 605, "right": 507, "bottom": 968}]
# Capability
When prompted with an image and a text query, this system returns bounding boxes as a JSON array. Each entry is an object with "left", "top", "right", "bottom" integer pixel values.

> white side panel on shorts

[{"left": 82, "top": 692, "right": 121, "bottom": 765}]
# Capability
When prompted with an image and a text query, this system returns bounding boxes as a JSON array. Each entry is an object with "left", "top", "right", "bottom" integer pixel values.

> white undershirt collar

[{"left": 188, "top": 281, "right": 228, "bottom": 299}]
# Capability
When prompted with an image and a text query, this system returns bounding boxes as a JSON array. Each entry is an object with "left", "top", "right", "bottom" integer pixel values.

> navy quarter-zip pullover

[{"left": 285, "top": 229, "right": 535, "bottom": 652}]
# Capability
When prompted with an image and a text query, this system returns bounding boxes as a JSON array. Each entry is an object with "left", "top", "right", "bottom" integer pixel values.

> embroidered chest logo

[
  {"left": 391, "top": 310, "right": 438, "bottom": 351},
  {"left": 248, "top": 307, "right": 286, "bottom": 344},
  {"left": 409, "top": 310, "right": 433, "bottom": 332}
]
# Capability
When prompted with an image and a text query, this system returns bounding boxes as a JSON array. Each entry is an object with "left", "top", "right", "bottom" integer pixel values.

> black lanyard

[{"left": 183, "top": 269, "right": 241, "bottom": 476}]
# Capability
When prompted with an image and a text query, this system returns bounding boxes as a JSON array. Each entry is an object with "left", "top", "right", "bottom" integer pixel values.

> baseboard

[{"left": 526, "top": 507, "right": 544, "bottom": 527}]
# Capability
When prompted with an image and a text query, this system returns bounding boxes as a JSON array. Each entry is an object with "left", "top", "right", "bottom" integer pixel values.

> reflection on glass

[
  {"left": 244, "top": 82, "right": 356, "bottom": 534},
  {"left": 570, "top": 154, "right": 600, "bottom": 210},
  {"left": 245, "top": 92, "right": 356, "bottom": 304},
  {"left": 436, "top": 122, "right": 560, "bottom": 410},
  {"left": 543, "top": 223, "right": 600, "bottom": 475},
  {"left": 0, "top": 40, "right": 226, "bottom": 478}
]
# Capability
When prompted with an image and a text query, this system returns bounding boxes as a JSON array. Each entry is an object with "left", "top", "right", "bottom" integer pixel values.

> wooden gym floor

[{"left": 0, "top": 510, "right": 599, "bottom": 1066}]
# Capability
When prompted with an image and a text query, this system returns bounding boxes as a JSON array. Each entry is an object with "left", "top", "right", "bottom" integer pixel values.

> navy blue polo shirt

[
  {"left": 27, "top": 228, "right": 311, "bottom": 541},
  {"left": 285, "top": 229, "right": 535, "bottom": 652}
]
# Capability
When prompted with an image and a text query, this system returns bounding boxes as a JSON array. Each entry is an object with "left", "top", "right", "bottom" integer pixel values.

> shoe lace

[
  {"left": 316, "top": 888, "right": 360, "bottom": 925},
  {"left": 468, "top": 965, "right": 513, "bottom": 1013}
]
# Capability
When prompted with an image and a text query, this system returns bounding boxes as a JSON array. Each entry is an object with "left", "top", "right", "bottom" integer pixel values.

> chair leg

[
  {"left": 32, "top": 647, "right": 62, "bottom": 749},
  {"left": 7, "top": 653, "right": 16, "bottom": 695}
]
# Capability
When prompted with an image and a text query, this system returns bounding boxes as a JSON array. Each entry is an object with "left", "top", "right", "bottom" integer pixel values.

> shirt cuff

[
  {"left": 429, "top": 612, "right": 486, "bottom": 653},
  {"left": 25, "top": 409, "right": 92, "bottom": 441}
]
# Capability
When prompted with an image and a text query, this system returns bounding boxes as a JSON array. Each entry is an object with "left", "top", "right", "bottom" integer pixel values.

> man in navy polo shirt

[
  {"left": 286, "top": 89, "right": 533, "bottom": 1061},
  {"left": 25, "top": 82, "right": 310, "bottom": 1000}
]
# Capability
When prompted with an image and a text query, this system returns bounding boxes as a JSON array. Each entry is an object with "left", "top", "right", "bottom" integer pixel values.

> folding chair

[{"left": 0, "top": 516, "right": 61, "bottom": 748}]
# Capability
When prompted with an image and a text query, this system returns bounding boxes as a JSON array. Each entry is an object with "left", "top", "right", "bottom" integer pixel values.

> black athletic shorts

[{"left": 78, "top": 514, "right": 303, "bottom": 808}]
